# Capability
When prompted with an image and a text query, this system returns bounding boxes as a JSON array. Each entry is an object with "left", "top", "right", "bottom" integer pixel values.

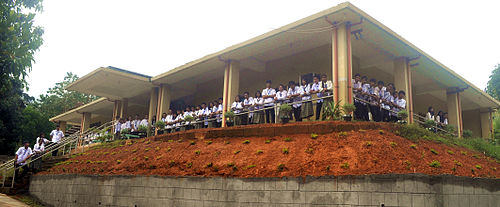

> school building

[{"left": 49, "top": 2, "right": 499, "bottom": 138}]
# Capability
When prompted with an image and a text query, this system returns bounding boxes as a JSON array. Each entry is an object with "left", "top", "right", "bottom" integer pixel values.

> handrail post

[
  {"left": 11, "top": 167, "right": 15, "bottom": 188},
  {"left": 2, "top": 169, "right": 5, "bottom": 187}
]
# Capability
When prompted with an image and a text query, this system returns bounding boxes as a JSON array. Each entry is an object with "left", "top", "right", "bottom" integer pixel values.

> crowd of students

[
  {"left": 111, "top": 72, "right": 456, "bottom": 135},
  {"left": 424, "top": 106, "right": 449, "bottom": 126},
  {"left": 13, "top": 126, "right": 65, "bottom": 181}
]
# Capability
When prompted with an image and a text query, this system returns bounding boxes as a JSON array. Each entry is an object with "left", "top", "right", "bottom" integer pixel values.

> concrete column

[
  {"left": 222, "top": 60, "right": 240, "bottom": 127},
  {"left": 112, "top": 100, "right": 122, "bottom": 133},
  {"left": 80, "top": 112, "right": 91, "bottom": 134},
  {"left": 394, "top": 57, "right": 414, "bottom": 123},
  {"left": 120, "top": 98, "right": 128, "bottom": 118},
  {"left": 332, "top": 23, "right": 353, "bottom": 104},
  {"left": 480, "top": 109, "right": 492, "bottom": 138},
  {"left": 447, "top": 90, "right": 463, "bottom": 137},
  {"left": 58, "top": 121, "right": 67, "bottom": 133},
  {"left": 156, "top": 84, "right": 171, "bottom": 122},
  {"left": 149, "top": 87, "right": 159, "bottom": 124}
]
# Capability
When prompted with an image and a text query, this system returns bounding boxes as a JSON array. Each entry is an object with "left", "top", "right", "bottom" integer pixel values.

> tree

[
  {"left": 0, "top": 0, "right": 44, "bottom": 155},
  {"left": 16, "top": 105, "right": 55, "bottom": 146},
  {"left": 34, "top": 72, "right": 98, "bottom": 118},
  {"left": 486, "top": 64, "right": 500, "bottom": 101}
]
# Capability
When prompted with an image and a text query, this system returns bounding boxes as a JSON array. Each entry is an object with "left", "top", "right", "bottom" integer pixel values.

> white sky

[{"left": 27, "top": 0, "right": 500, "bottom": 97}]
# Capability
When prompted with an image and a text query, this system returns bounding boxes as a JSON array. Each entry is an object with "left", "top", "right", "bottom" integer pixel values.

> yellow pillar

[
  {"left": 80, "top": 112, "right": 91, "bottom": 134},
  {"left": 111, "top": 100, "right": 122, "bottom": 133},
  {"left": 480, "top": 109, "right": 492, "bottom": 139},
  {"left": 156, "top": 84, "right": 171, "bottom": 122},
  {"left": 332, "top": 23, "right": 353, "bottom": 104},
  {"left": 149, "top": 87, "right": 159, "bottom": 124},
  {"left": 394, "top": 57, "right": 414, "bottom": 123},
  {"left": 222, "top": 60, "right": 240, "bottom": 127},
  {"left": 120, "top": 98, "right": 128, "bottom": 118},
  {"left": 447, "top": 90, "right": 463, "bottom": 137},
  {"left": 58, "top": 121, "right": 67, "bottom": 133}
]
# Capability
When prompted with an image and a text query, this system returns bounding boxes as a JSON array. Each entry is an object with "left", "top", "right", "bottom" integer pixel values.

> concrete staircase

[{"left": 0, "top": 156, "right": 69, "bottom": 195}]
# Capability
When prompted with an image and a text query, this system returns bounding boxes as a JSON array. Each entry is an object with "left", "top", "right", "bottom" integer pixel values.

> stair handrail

[{"left": 1, "top": 120, "right": 113, "bottom": 187}]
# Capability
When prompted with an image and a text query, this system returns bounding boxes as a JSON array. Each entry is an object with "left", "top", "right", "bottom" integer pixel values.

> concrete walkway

[{"left": 0, "top": 194, "right": 29, "bottom": 207}]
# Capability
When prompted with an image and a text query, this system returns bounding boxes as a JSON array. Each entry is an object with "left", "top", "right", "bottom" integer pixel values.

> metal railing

[{"left": 1, "top": 121, "right": 113, "bottom": 188}]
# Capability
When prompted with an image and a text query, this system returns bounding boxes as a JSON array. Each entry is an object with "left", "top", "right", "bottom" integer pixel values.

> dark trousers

[
  {"left": 316, "top": 102, "right": 323, "bottom": 120},
  {"left": 293, "top": 106, "right": 302, "bottom": 122},
  {"left": 241, "top": 114, "right": 248, "bottom": 125},
  {"left": 369, "top": 105, "right": 381, "bottom": 122},
  {"left": 265, "top": 107, "right": 275, "bottom": 123},
  {"left": 381, "top": 109, "right": 390, "bottom": 122},
  {"left": 51, "top": 142, "right": 59, "bottom": 156},
  {"left": 14, "top": 163, "right": 29, "bottom": 181}
]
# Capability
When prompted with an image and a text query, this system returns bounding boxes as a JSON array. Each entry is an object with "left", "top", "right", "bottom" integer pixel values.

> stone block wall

[{"left": 29, "top": 174, "right": 499, "bottom": 207}]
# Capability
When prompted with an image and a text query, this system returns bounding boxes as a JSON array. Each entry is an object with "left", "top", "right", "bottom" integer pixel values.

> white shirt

[
  {"left": 253, "top": 97, "right": 264, "bottom": 110},
  {"left": 36, "top": 137, "right": 50, "bottom": 144},
  {"left": 443, "top": 118, "right": 448, "bottom": 125},
  {"left": 287, "top": 86, "right": 304, "bottom": 108},
  {"left": 301, "top": 84, "right": 311, "bottom": 100},
  {"left": 243, "top": 97, "right": 254, "bottom": 110},
  {"left": 216, "top": 104, "right": 223, "bottom": 122},
  {"left": 16, "top": 147, "right": 32, "bottom": 165},
  {"left": 275, "top": 90, "right": 288, "bottom": 103},
  {"left": 34, "top": 143, "right": 45, "bottom": 153},
  {"left": 138, "top": 119, "right": 148, "bottom": 127},
  {"left": 262, "top": 88, "right": 276, "bottom": 106},
  {"left": 232, "top": 101, "right": 243, "bottom": 113},
  {"left": 311, "top": 82, "right": 323, "bottom": 103},
  {"left": 50, "top": 130, "right": 64, "bottom": 143},
  {"left": 121, "top": 121, "right": 131, "bottom": 130},
  {"left": 395, "top": 98, "right": 406, "bottom": 112},
  {"left": 426, "top": 112, "right": 435, "bottom": 121}
]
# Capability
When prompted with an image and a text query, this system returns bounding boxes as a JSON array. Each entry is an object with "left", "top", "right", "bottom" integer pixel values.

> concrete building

[{"left": 49, "top": 2, "right": 499, "bottom": 138}]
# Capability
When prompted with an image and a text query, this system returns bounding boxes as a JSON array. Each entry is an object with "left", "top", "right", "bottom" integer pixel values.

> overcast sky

[{"left": 27, "top": 0, "right": 500, "bottom": 97}]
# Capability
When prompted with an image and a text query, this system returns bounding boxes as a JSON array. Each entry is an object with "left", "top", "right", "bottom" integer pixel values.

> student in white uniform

[
  {"left": 242, "top": 92, "right": 253, "bottom": 125},
  {"left": 426, "top": 107, "right": 435, "bottom": 121},
  {"left": 14, "top": 141, "right": 33, "bottom": 181},
  {"left": 32, "top": 139, "right": 45, "bottom": 172},
  {"left": 395, "top": 90, "right": 407, "bottom": 121},
  {"left": 275, "top": 84, "right": 288, "bottom": 122},
  {"left": 232, "top": 95, "right": 244, "bottom": 126},
  {"left": 252, "top": 91, "right": 265, "bottom": 124},
  {"left": 319, "top": 74, "right": 333, "bottom": 119},
  {"left": 389, "top": 90, "right": 399, "bottom": 122},
  {"left": 36, "top": 133, "right": 50, "bottom": 145},
  {"left": 193, "top": 105, "right": 203, "bottom": 129},
  {"left": 381, "top": 83, "right": 394, "bottom": 122},
  {"left": 206, "top": 102, "right": 216, "bottom": 128},
  {"left": 139, "top": 115, "right": 149, "bottom": 127},
  {"left": 216, "top": 98, "right": 223, "bottom": 127},
  {"left": 300, "top": 78, "right": 314, "bottom": 120},
  {"left": 202, "top": 103, "right": 211, "bottom": 128},
  {"left": 262, "top": 80, "right": 276, "bottom": 123},
  {"left": 287, "top": 81, "right": 304, "bottom": 122},
  {"left": 442, "top": 113, "right": 449, "bottom": 125},
  {"left": 121, "top": 117, "right": 131, "bottom": 132},
  {"left": 352, "top": 74, "right": 363, "bottom": 120},
  {"left": 174, "top": 109, "right": 184, "bottom": 131},
  {"left": 50, "top": 125, "right": 64, "bottom": 156},
  {"left": 359, "top": 76, "right": 371, "bottom": 121},
  {"left": 310, "top": 75, "right": 323, "bottom": 120},
  {"left": 165, "top": 109, "right": 174, "bottom": 133}
]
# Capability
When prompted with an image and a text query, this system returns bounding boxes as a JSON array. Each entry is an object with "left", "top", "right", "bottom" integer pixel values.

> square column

[
  {"left": 480, "top": 109, "right": 492, "bottom": 138},
  {"left": 447, "top": 90, "right": 463, "bottom": 137},
  {"left": 394, "top": 57, "right": 414, "bottom": 123},
  {"left": 149, "top": 87, "right": 159, "bottom": 124},
  {"left": 112, "top": 100, "right": 122, "bottom": 133},
  {"left": 80, "top": 112, "right": 91, "bottom": 134},
  {"left": 332, "top": 23, "right": 353, "bottom": 104},
  {"left": 156, "top": 84, "right": 171, "bottom": 123},
  {"left": 120, "top": 98, "right": 128, "bottom": 118},
  {"left": 222, "top": 60, "right": 240, "bottom": 127}
]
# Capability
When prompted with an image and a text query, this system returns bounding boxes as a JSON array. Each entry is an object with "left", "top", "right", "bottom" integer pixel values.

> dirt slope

[{"left": 39, "top": 123, "right": 500, "bottom": 178}]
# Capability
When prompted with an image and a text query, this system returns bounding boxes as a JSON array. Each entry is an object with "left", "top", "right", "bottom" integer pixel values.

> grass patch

[
  {"left": 429, "top": 160, "right": 441, "bottom": 168},
  {"left": 397, "top": 124, "right": 500, "bottom": 160},
  {"left": 284, "top": 137, "right": 292, "bottom": 142},
  {"left": 242, "top": 140, "right": 250, "bottom": 144},
  {"left": 234, "top": 150, "right": 241, "bottom": 155},
  {"left": 340, "top": 162, "right": 349, "bottom": 169},
  {"left": 447, "top": 150, "right": 455, "bottom": 155},
  {"left": 410, "top": 144, "right": 417, "bottom": 149},
  {"left": 282, "top": 147, "right": 289, "bottom": 154},
  {"left": 256, "top": 150, "right": 263, "bottom": 154},
  {"left": 390, "top": 142, "right": 397, "bottom": 147},
  {"left": 311, "top": 133, "right": 319, "bottom": 139},
  {"left": 244, "top": 164, "right": 256, "bottom": 169},
  {"left": 277, "top": 164, "right": 285, "bottom": 172},
  {"left": 365, "top": 141, "right": 373, "bottom": 147},
  {"left": 194, "top": 150, "right": 201, "bottom": 155},
  {"left": 430, "top": 149, "right": 439, "bottom": 155},
  {"left": 475, "top": 164, "right": 482, "bottom": 169},
  {"left": 206, "top": 140, "right": 213, "bottom": 145},
  {"left": 338, "top": 132, "right": 348, "bottom": 137},
  {"left": 265, "top": 139, "right": 271, "bottom": 144},
  {"left": 185, "top": 162, "right": 193, "bottom": 168}
]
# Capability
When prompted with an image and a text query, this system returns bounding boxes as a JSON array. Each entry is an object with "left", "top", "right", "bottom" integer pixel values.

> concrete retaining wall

[{"left": 30, "top": 174, "right": 499, "bottom": 207}]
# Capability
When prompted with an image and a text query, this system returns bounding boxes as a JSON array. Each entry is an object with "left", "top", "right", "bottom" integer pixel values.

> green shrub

[
  {"left": 365, "top": 141, "right": 373, "bottom": 147},
  {"left": 265, "top": 139, "right": 271, "bottom": 144},
  {"left": 190, "top": 141, "right": 196, "bottom": 145},
  {"left": 338, "top": 132, "right": 348, "bottom": 137},
  {"left": 185, "top": 162, "right": 192, "bottom": 168},
  {"left": 279, "top": 104, "right": 292, "bottom": 118},
  {"left": 444, "top": 124, "right": 456, "bottom": 134},
  {"left": 277, "top": 164, "right": 285, "bottom": 172},
  {"left": 311, "top": 133, "right": 319, "bottom": 139},
  {"left": 242, "top": 140, "right": 250, "bottom": 144},
  {"left": 206, "top": 140, "right": 212, "bottom": 145},
  {"left": 462, "top": 129, "right": 473, "bottom": 138},
  {"left": 154, "top": 121, "right": 166, "bottom": 129},
  {"left": 340, "top": 162, "right": 349, "bottom": 169},
  {"left": 244, "top": 164, "right": 256, "bottom": 169},
  {"left": 256, "top": 150, "right": 263, "bottom": 154},
  {"left": 183, "top": 115, "right": 194, "bottom": 122},
  {"left": 282, "top": 147, "right": 289, "bottom": 154},
  {"left": 397, "top": 110, "right": 409, "bottom": 121},
  {"left": 233, "top": 150, "right": 240, "bottom": 154},
  {"left": 429, "top": 160, "right": 441, "bottom": 168},
  {"left": 138, "top": 125, "right": 148, "bottom": 133},
  {"left": 390, "top": 142, "right": 397, "bottom": 147},
  {"left": 410, "top": 144, "right": 417, "bottom": 149},
  {"left": 120, "top": 128, "right": 130, "bottom": 134},
  {"left": 430, "top": 149, "right": 438, "bottom": 155},
  {"left": 224, "top": 111, "right": 235, "bottom": 120},
  {"left": 475, "top": 164, "right": 482, "bottom": 169},
  {"left": 205, "top": 162, "right": 213, "bottom": 168},
  {"left": 305, "top": 147, "right": 314, "bottom": 154},
  {"left": 447, "top": 150, "right": 455, "bottom": 155},
  {"left": 284, "top": 137, "right": 292, "bottom": 142},
  {"left": 194, "top": 150, "right": 201, "bottom": 155},
  {"left": 343, "top": 103, "right": 356, "bottom": 114},
  {"left": 423, "top": 119, "right": 436, "bottom": 129}
]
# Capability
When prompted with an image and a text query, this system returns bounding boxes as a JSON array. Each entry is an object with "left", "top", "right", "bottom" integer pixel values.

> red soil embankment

[{"left": 39, "top": 122, "right": 500, "bottom": 178}]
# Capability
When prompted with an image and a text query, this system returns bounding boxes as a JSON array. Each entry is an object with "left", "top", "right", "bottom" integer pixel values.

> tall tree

[
  {"left": 34, "top": 72, "right": 98, "bottom": 118},
  {"left": 486, "top": 64, "right": 500, "bottom": 101},
  {"left": 0, "top": 0, "right": 44, "bottom": 154}
]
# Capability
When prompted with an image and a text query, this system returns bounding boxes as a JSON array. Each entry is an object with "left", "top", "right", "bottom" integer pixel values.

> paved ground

[{"left": 0, "top": 194, "right": 29, "bottom": 207}]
